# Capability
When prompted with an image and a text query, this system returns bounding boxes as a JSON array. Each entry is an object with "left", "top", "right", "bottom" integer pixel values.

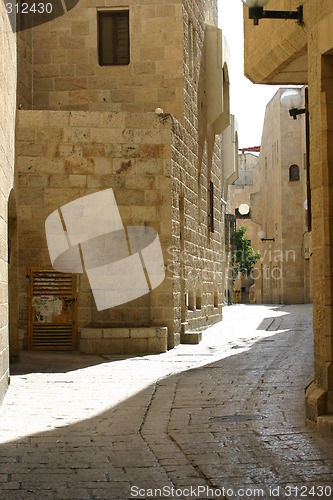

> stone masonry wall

[
  {"left": 15, "top": 110, "right": 177, "bottom": 348},
  {"left": 0, "top": 3, "right": 16, "bottom": 402},
  {"left": 307, "top": 15, "right": 333, "bottom": 417},
  {"left": 175, "top": 0, "right": 222, "bottom": 331},
  {"left": 170, "top": 120, "right": 223, "bottom": 334},
  {"left": 17, "top": 29, "right": 33, "bottom": 109},
  {"left": 19, "top": 0, "right": 185, "bottom": 120},
  {"left": 243, "top": 0, "right": 332, "bottom": 85},
  {"left": 252, "top": 90, "right": 310, "bottom": 305},
  {"left": 243, "top": 0, "right": 333, "bottom": 434},
  {"left": 15, "top": 0, "right": 225, "bottom": 351}
]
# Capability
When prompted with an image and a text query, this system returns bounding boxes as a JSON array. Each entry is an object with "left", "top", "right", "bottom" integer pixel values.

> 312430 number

[{"left": 6, "top": 3, "right": 53, "bottom": 14}]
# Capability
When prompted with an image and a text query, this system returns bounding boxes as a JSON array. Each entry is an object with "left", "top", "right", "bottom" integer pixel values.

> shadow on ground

[
  {"left": 10, "top": 351, "right": 137, "bottom": 375},
  {"left": 1, "top": 308, "right": 332, "bottom": 499}
]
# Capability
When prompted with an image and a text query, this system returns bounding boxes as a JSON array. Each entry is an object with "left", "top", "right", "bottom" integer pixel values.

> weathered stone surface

[
  {"left": 0, "top": 2, "right": 16, "bottom": 403},
  {"left": 11, "top": 0, "right": 228, "bottom": 360},
  {"left": 230, "top": 91, "right": 312, "bottom": 305},
  {"left": 1, "top": 306, "right": 332, "bottom": 498},
  {"left": 80, "top": 327, "right": 167, "bottom": 353},
  {"left": 243, "top": 0, "right": 333, "bottom": 436}
]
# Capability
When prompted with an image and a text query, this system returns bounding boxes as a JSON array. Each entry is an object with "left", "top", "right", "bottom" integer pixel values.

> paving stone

[{"left": 0, "top": 305, "right": 332, "bottom": 499}]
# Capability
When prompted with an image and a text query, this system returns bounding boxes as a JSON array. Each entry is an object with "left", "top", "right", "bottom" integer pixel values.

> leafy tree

[{"left": 232, "top": 226, "right": 260, "bottom": 278}]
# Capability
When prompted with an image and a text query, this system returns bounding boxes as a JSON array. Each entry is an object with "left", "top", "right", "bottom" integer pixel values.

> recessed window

[
  {"left": 289, "top": 164, "right": 300, "bottom": 182},
  {"left": 98, "top": 10, "right": 130, "bottom": 66},
  {"left": 187, "top": 291, "right": 194, "bottom": 311},
  {"left": 214, "top": 288, "right": 218, "bottom": 308},
  {"left": 196, "top": 290, "right": 202, "bottom": 310}
]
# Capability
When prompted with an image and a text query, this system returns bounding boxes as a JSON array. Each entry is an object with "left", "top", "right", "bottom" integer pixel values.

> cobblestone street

[{"left": 0, "top": 304, "right": 332, "bottom": 499}]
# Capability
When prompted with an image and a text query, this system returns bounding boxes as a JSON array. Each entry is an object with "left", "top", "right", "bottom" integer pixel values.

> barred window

[{"left": 98, "top": 10, "right": 130, "bottom": 66}]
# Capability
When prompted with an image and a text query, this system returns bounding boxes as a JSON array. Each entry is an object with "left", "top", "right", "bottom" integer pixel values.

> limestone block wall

[
  {"left": 243, "top": 0, "right": 333, "bottom": 433},
  {"left": 170, "top": 120, "right": 223, "bottom": 334},
  {"left": 279, "top": 93, "right": 310, "bottom": 304},
  {"left": 230, "top": 153, "right": 261, "bottom": 303},
  {"left": 231, "top": 153, "right": 260, "bottom": 242},
  {"left": 80, "top": 326, "right": 168, "bottom": 354},
  {"left": 251, "top": 90, "right": 311, "bottom": 305},
  {"left": 306, "top": 12, "right": 333, "bottom": 420},
  {"left": 18, "top": 0, "right": 185, "bottom": 120},
  {"left": 0, "top": 4, "right": 16, "bottom": 402},
  {"left": 170, "top": 0, "right": 222, "bottom": 331},
  {"left": 16, "top": 107, "right": 224, "bottom": 349},
  {"left": 15, "top": 110, "right": 177, "bottom": 348},
  {"left": 15, "top": 0, "right": 226, "bottom": 351},
  {"left": 17, "top": 29, "right": 33, "bottom": 109}
]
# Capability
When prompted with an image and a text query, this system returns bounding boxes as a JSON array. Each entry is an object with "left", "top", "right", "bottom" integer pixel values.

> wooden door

[{"left": 28, "top": 268, "right": 77, "bottom": 350}]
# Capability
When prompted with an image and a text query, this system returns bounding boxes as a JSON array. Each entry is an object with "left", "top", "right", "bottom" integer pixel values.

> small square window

[{"left": 98, "top": 10, "right": 130, "bottom": 66}]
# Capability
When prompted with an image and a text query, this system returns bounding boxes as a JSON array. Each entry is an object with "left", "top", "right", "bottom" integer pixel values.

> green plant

[{"left": 232, "top": 226, "right": 260, "bottom": 278}]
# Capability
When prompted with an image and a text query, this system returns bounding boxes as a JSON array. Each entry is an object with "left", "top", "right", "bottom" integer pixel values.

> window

[
  {"left": 214, "top": 288, "right": 218, "bottom": 308},
  {"left": 187, "top": 291, "right": 194, "bottom": 311},
  {"left": 98, "top": 10, "right": 130, "bottom": 66},
  {"left": 289, "top": 164, "right": 300, "bottom": 182},
  {"left": 209, "top": 181, "right": 214, "bottom": 232},
  {"left": 196, "top": 290, "right": 202, "bottom": 310}
]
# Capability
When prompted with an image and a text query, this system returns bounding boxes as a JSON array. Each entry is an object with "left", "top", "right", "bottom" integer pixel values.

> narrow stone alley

[{"left": 0, "top": 305, "right": 332, "bottom": 499}]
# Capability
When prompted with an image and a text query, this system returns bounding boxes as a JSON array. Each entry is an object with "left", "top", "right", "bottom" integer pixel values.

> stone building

[
  {"left": 243, "top": 0, "right": 333, "bottom": 434},
  {"left": 255, "top": 88, "right": 312, "bottom": 305},
  {"left": 222, "top": 114, "right": 239, "bottom": 306},
  {"left": 231, "top": 89, "right": 312, "bottom": 305},
  {"left": 5, "top": 0, "right": 233, "bottom": 363},
  {"left": 0, "top": 4, "right": 17, "bottom": 404},
  {"left": 230, "top": 150, "right": 260, "bottom": 304}
]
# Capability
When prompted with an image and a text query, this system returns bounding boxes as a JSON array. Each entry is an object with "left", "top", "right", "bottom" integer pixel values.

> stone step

[
  {"left": 180, "top": 331, "right": 202, "bottom": 345},
  {"left": 180, "top": 321, "right": 189, "bottom": 334},
  {"left": 317, "top": 414, "right": 333, "bottom": 438}
]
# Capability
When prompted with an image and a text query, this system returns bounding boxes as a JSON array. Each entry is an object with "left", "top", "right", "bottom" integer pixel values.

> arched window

[
  {"left": 223, "top": 62, "right": 230, "bottom": 119},
  {"left": 289, "top": 164, "right": 300, "bottom": 182}
]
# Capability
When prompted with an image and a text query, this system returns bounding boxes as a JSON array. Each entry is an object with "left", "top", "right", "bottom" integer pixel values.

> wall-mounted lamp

[
  {"left": 239, "top": 203, "right": 250, "bottom": 215},
  {"left": 280, "top": 89, "right": 305, "bottom": 120},
  {"left": 235, "top": 203, "right": 251, "bottom": 219},
  {"left": 241, "top": 0, "right": 303, "bottom": 26}
]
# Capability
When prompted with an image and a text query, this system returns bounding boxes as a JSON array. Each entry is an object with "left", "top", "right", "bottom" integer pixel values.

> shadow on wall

[
  {"left": 197, "top": 28, "right": 216, "bottom": 237},
  {"left": 8, "top": 188, "right": 20, "bottom": 362}
]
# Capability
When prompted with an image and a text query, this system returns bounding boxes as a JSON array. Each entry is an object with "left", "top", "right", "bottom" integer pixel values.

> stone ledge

[
  {"left": 305, "top": 382, "right": 327, "bottom": 422},
  {"left": 180, "top": 331, "right": 202, "bottom": 345},
  {"left": 0, "top": 370, "right": 10, "bottom": 406},
  {"left": 316, "top": 415, "right": 333, "bottom": 438},
  {"left": 79, "top": 327, "right": 167, "bottom": 354}
]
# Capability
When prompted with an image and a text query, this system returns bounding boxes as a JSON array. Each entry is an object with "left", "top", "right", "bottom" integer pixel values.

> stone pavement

[{"left": 0, "top": 304, "right": 332, "bottom": 500}]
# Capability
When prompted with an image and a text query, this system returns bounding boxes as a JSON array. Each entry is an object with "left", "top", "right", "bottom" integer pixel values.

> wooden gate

[{"left": 28, "top": 268, "right": 77, "bottom": 350}]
